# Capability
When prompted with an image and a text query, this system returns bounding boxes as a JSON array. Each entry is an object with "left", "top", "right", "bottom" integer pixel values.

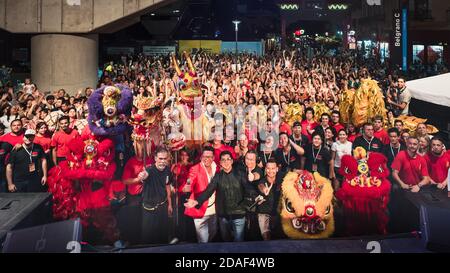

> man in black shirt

[
  {"left": 290, "top": 121, "right": 309, "bottom": 148},
  {"left": 256, "top": 159, "right": 282, "bottom": 240},
  {"left": 352, "top": 122, "right": 384, "bottom": 154},
  {"left": 243, "top": 150, "right": 264, "bottom": 241},
  {"left": 185, "top": 151, "right": 258, "bottom": 242},
  {"left": 139, "top": 146, "right": 173, "bottom": 244},
  {"left": 313, "top": 113, "right": 337, "bottom": 140},
  {"left": 275, "top": 132, "right": 305, "bottom": 174},
  {"left": 6, "top": 129, "right": 47, "bottom": 193},
  {"left": 301, "top": 132, "right": 332, "bottom": 179},
  {"left": 382, "top": 128, "right": 406, "bottom": 169}
]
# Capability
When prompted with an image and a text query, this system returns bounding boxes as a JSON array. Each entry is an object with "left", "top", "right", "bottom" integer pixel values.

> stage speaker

[
  {"left": 420, "top": 205, "right": 450, "bottom": 252},
  {"left": 0, "top": 193, "right": 52, "bottom": 242},
  {"left": 2, "top": 218, "right": 82, "bottom": 253}
]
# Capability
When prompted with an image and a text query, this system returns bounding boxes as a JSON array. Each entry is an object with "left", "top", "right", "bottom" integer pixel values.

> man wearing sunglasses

[{"left": 6, "top": 129, "right": 47, "bottom": 193}]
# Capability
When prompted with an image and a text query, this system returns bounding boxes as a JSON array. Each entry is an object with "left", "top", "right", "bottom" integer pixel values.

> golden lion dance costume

[
  {"left": 128, "top": 93, "right": 165, "bottom": 157},
  {"left": 280, "top": 170, "right": 335, "bottom": 239},
  {"left": 335, "top": 147, "right": 391, "bottom": 236},
  {"left": 312, "top": 102, "right": 330, "bottom": 123},
  {"left": 284, "top": 103, "right": 304, "bottom": 126},
  {"left": 339, "top": 78, "right": 387, "bottom": 127},
  {"left": 171, "top": 52, "right": 205, "bottom": 148},
  {"left": 47, "top": 137, "right": 124, "bottom": 243},
  {"left": 395, "top": 115, "right": 439, "bottom": 135}
]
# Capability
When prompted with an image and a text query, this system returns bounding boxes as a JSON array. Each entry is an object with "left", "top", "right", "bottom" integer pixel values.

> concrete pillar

[{"left": 31, "top": 34, "right": 98, "bottom": 95}]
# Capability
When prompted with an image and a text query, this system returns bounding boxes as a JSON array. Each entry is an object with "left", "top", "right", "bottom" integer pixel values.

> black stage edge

[
  {"left": 391, "top": 185, "right": 450, "bottom": 234},
  {"left": 0, "top": 193, "right": 52, "bottom": 245},
  {"left": 118, "top": 186, "right": 450, "bottom": 254},
  {"left": 119, "top": 236, "right": 426, "bottom": 253}
]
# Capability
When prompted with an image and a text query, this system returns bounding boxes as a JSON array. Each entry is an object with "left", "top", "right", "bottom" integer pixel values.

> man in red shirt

[
  {"left": 0, "top": 119, "right": 24, "bottom": 146},
  {"left": 424, "top": 137, "right": 449, "bottom": 189},
  {"left": 392, "top": 136, "right": 430, "bottom": 193},
  {"left": 51, "top": 116, "right": 79, "bottom": 165},
  {"left": 331, "top": 110, "right": 345, "bottom": 133},
  {"left": 211, "top": 131, "right": 236, "bottom": 165},
  {"left": 301, "top": 107, "right": 318, "bottom": 141},
  {"left": 373, "top": 115, "right": 390, "bottom": 145}
]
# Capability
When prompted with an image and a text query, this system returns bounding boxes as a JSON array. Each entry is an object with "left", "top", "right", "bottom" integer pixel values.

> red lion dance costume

[
  {"left": 47, "top": 136, "right": 124, "bottom": 243},
  {"left": 336, "top": 147, "right": 391, "bottom": 236}
]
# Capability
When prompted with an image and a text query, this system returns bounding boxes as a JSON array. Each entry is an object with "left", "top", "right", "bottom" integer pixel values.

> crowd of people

[{"left": 0, "top": 48, "right": 449, "bottom": 246}]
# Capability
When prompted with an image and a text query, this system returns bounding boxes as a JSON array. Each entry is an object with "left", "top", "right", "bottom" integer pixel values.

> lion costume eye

[
  {"left": 285, "top": 199, "right": 295, "bottom": 213},
  {"left": 325, "top": 205, "right": 331, "bottom": 215}
]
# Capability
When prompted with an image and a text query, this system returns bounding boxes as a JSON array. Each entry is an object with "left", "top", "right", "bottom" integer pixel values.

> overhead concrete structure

[
  {"left": 31, "top": 34, "right": 98, "bottom": 94},
  {"left": 0, "top": 0, "right": 173, "bottom": 33},
  {"left": 0, "top": 0, "right": 175, "bottom": 93}
]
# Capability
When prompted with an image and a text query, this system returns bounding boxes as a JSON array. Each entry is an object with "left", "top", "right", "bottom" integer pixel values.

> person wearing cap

[{"left": 6, "top": 129, "right": 47, "bottom": 192}]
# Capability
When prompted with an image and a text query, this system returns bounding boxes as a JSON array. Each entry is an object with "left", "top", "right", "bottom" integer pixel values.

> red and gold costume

[
  {"left": 336, "top": 147, "right": 391, "bottom": 236},
  {"left": 47, "top": 136, "right": 124, "bottom": 243}
]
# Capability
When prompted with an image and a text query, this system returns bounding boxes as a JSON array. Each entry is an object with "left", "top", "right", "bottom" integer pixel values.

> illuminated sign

[
  {"left": 366, "top": 0, "right": 381, "bottom": 6},
  {"left": 280, "top": 4, "right": 299, "bottom": 10},
  {"left": 294, "top": 29, "right": 305, "bottom": 36},
  {"left": 328, "top": 4, "right": 348, "bottom": 10},
  {"left": 391, "top": 9, "right": 408, "bottom": 70}
]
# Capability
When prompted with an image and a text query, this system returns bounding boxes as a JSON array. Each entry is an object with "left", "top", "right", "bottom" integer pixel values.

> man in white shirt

[{"left": 388, "top": 78, "right": 411, "bottom": 116}]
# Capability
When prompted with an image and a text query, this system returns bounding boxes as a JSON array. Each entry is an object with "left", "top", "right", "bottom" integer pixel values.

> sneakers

[{"left": 169, "top": 237, "right": 179, "bottom": 245}]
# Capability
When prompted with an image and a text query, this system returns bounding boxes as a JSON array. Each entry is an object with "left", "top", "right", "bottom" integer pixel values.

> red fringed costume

[
  {"left": 47, "top": 136, "right": 124, "bottom": 243},
  {"left": 335, "top": 147, "right": 391, "bottom": 236}
]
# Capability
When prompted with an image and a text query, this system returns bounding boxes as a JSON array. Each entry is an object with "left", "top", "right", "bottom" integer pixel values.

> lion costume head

[
  {"left": 336, "top": 148, "right": 391, "bottom": 235},
  {"left": 128, "top": 93, "right": 165, "bottom": 142},
  {"left": 171, "top": 52, "right": 202, "bottom": 104},
  {"left": 280, "top": 170, "right": 334, "bottom": 239},
  {"left": 88, "top": 85, "right": 133, "bottom": 136}
]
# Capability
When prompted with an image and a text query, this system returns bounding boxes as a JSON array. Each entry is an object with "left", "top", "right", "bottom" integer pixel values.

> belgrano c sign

[
  {"left": 391, "top": 9, "right": 408, "bottom": 70},
  {"left": 394, "top": 12, "right": 402, "bottom": 47}
]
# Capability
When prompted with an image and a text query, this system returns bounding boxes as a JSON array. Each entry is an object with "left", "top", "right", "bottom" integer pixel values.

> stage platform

[
  {"left": 119, "top": 236, "right": 427, "bottom": 253},
  {"left": 0, "top": 193, "right": 52, "bottom": 243},
  {"left": 1, "top": 187, "right": 449, "bottom": 253}
]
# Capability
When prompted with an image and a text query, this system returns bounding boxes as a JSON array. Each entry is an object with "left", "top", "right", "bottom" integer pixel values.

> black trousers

[
  {"left": 13, "top": 177, "right": 45, "bottom": 193},
  {"left": 116, "top": 194, "right": 142, "bottom": 245},
  {"left": 172, "top": 194, "right": 196, "bottom": 243},
  {"left": 141, "top": 203, "right": 169, "bottom": 244},
  {"left": 0, "top": 178, "right": 6, "bottom": 193}
]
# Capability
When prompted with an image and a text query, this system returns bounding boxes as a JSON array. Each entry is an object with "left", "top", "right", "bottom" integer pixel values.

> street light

[{"left": 232, "top": 20, "right": 241, "bottom": 55}]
